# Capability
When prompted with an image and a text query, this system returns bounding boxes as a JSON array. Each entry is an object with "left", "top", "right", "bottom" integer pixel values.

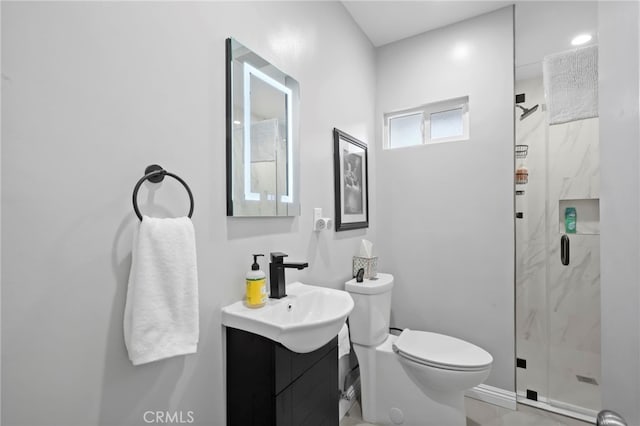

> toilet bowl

[{"left": 346, "top": 273, "right": 492, "bottom": 426}]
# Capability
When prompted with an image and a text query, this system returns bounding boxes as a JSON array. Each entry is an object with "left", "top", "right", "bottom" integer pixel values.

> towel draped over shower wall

[{"left": 543, "top": 45, "right": 598, "bottom": 125}]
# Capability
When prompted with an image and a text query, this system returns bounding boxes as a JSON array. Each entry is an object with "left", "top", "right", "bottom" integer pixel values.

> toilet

[{"left": 346, "top": 273, "right": 492, "bottom": 426}]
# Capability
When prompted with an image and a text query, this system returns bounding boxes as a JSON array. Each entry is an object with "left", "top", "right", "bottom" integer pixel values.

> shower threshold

[{"left": 516, "top": 392, "right": 598, "bottom": 424}]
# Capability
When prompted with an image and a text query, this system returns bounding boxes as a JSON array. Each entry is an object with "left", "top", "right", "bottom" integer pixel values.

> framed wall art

[{"left": 333, "top": 128, "right": 369, "bottom": 231}]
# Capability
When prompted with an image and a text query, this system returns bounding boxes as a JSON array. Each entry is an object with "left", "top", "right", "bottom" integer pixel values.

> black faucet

[{"left": 269, "top": 252, "right": 309, "bottom": 299}]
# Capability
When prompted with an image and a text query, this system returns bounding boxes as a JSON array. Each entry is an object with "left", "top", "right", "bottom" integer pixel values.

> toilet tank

[{"left": 345, "top": 273, "right": 394, "bottom": 347}]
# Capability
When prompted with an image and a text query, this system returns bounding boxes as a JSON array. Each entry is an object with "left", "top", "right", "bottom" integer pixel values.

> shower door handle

[{"left": 561, "top": 234, "right": 570, "bottom": 266}]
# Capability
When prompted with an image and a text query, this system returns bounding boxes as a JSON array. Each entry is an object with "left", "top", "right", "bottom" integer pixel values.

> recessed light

[{"left": 571, "top": 34, "right": 592, "bottom": 46}]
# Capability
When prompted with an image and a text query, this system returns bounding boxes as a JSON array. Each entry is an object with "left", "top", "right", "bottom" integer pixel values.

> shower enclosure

[{"left": 515, "top": 2, "right": 601, "bottom": 422}]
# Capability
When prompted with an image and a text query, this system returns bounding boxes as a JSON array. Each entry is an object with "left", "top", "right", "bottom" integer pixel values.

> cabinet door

[
  {"left": 227, "top": 328, "right": 276, "bottom": 426},
  {"left": 274, "top": 338, "right": 337, "bottom": 395},
  {"left": 276, "top": 347, "right": 338, "bottom": 426}
]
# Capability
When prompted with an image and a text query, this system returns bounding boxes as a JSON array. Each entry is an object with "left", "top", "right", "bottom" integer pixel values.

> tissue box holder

[{"left": 353, "top": 256, "right": 378, "bottom": 279}]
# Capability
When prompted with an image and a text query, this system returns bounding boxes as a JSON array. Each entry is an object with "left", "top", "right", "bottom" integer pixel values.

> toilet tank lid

[{"left": 345, "top": 273, "right": 394, "bottom": 294}]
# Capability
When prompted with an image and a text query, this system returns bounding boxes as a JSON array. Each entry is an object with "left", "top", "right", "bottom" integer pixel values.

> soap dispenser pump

[{"left": 246, "top": 254, "right": 266, "bottom": 308}]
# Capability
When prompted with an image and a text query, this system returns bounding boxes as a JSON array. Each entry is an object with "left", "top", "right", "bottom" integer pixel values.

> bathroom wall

[
  {"left": 598, "top": 2, "right": 640, "bottom": 425},
  {"left": 1, "top": 2, "right": 375, "bottom": 425},
  {"left": 375, "top": 7, "right": 515, "bottom": 392}
]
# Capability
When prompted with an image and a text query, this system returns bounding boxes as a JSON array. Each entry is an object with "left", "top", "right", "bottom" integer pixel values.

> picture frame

[{"left": 333, "top": 128, "right": 369, "bottom": 231}]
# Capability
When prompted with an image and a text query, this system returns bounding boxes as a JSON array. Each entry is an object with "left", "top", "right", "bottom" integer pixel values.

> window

[
  {"left": 384, "top": 96, "right": 469, "bottom": 149},
  {"left": 430, "top": 108, "right": 464, "bottom": 140},
  {"left": 389, "top": 112, "right": 423, "bottom": 148}
]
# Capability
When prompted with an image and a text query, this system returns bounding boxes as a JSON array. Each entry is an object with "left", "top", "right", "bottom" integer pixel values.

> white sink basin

[{"left": 221, "top": 282, "right": 354, "bottom": 353}]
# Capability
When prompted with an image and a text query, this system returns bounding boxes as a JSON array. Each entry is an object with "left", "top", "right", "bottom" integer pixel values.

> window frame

[{"left": 384, "top": 96, "right": 469, "bottom": 149}]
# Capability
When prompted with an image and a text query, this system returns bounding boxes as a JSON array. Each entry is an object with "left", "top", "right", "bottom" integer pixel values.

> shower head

[{"left": 516, "top": 104, "right": 539, "bottom": 121}]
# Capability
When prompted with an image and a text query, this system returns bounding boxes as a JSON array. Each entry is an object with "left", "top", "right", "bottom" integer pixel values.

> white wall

[
  {"left": 1, "top": 2, "right": 375, "bottom": 425},
  {"left": 598, "top": 2, "right": 640, "bottom": 424},
  {"left": 375, "top": 7, "right": 515, "bottom": 391}
]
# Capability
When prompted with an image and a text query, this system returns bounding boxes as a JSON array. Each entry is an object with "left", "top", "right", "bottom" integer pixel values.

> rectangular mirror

[{"left": 226, "top": 38, "right": 300, "bottom": 217}]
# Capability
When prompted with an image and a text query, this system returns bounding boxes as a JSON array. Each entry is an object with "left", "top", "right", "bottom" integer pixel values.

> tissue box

[{"left": 353, "top": 256, "right": 378, "bottom": 279}]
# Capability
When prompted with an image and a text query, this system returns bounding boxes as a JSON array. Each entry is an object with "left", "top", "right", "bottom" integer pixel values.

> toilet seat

[{"left": 392, "top": 329, "right": 493, "bottom": 372}]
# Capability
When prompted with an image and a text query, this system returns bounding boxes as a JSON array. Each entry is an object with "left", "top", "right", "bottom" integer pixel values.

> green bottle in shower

[{"left": 565, "top": 207, "right": 577, "bottom": 234}]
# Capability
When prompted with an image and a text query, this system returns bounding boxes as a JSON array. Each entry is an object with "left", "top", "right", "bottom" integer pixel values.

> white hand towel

[
  {"left": 543, "top": 45, "right": 598, "bottom": 125},
  {"left": 124, "top": 215, "right": 199, "bottom": 365},
  {"left": 338, "top": 323, "right": 351, "bottom": 359}
]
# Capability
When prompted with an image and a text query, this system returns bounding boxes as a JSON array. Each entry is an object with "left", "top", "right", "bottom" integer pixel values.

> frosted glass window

[
  {"left": 431, "top": 108, "right": 464, "bottom": 140},
  {"left": 389, "top": 113, "right": 423, "bottom": 148},
  {"left": 383, "top": 96, "right": 469, "bottom": 149}
]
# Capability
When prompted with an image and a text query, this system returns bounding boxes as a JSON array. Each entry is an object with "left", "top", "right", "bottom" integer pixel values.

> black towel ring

[{"left": 132, "top": 164, "right": 194, "bottom": 221}]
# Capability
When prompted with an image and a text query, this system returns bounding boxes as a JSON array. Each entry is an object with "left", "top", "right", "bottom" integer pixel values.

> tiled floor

[{"left": 339, "top": 397, "right": 594, "bottom": 426}]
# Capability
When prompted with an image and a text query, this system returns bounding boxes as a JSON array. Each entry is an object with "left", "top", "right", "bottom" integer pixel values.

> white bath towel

[
  {"left": 124, "top": 216, "right": 199, "bottom": 365},
  {"left": 338, "top": 323, "right": 351, "bottom": 359},
  {"left": 543, "top": 45, "right": 598, "bottom": 125}
]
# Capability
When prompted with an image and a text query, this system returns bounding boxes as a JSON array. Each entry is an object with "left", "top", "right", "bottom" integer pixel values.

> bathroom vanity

[{"left": 226, "top": 327, "right": 338, "bottom": 426}]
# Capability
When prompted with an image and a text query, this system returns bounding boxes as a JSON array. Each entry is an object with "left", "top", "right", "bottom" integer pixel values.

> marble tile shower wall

[
  {"left": 547, "top": 107, "right": 600, "bottom": 412},
  {"left": 515, "top": 77, "right": 601, "bottom": 413}
]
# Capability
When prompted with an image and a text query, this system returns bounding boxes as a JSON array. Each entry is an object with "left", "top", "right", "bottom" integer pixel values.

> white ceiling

[
  {"left": 342, "top": 1, "right": 511, "bottom": 47},
  {"left": 342, "top": 1, "right": 598, "bottom": 80}
]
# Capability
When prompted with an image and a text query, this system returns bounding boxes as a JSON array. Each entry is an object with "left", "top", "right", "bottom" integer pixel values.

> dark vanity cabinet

[{"left": 226, "top": 327, "right": 338, "bottom": 426}]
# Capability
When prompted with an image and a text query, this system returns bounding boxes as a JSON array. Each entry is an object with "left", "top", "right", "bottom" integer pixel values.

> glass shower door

[
  {"left": 514, "top": 80, "right": 601, "bottom": 421},
  {"left": 515, "top": 2, "right": 601, "bottom": 420},
  {"left": 545, "top": 118, "right": 601, "bottom": 418}
]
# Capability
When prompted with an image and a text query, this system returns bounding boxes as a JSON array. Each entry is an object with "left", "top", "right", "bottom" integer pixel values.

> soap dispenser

[{"left": 246, "top": 254, "right": 266, "bottom": 308}]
